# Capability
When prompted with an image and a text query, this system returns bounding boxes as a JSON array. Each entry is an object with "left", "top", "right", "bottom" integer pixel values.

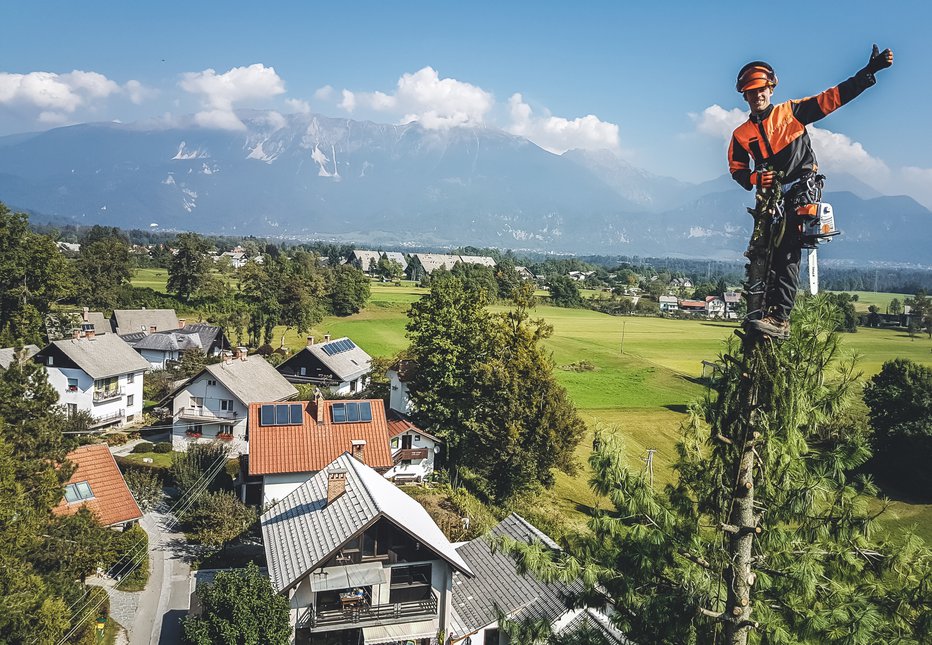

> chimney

[
  {"left": 238, "top": 347, "right": 248, "bottom": 361},
  {"left": 149, "top": 325, "right": 157, "bottom": 333},
  {"left": 327, "top": 468, "right": 347, "bottom": 505},
  {"left": 224, "top": 351, "right": 233, "bottom": 364},
  {"left": 82, "top": 306, "right": 89, "bottom": 322},
  {"left": 178, "top": 318, "right": 186, "bottom": 328},
  {"left": 324, "top": 334, "right": 331, "bottom": 343},
  {"left": 315, "top": 388, "right": 325, "bottom": 423},
  {"left": 351, "top": 439, "right": 366, "bottom": 464},
  {"left": 72, "top": 330, "right": 81, "bottom": 340},
  {"left": 85, "top": 329, "right": 96, "bottom": 340},
  {"left": 306, "top": 336, "right": 315, "bottom": 347}
]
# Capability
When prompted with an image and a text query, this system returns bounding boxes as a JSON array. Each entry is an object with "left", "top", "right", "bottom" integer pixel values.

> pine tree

[{"left": 503, "top": 296, "right": 931, "bottom": 644}]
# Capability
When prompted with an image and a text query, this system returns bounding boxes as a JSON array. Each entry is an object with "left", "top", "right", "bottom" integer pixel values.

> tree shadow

[{"left": 664, "top": 404, "right": 691, "bottom": 414}]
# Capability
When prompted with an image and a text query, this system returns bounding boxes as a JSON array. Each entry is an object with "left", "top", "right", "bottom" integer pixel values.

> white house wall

[
  {"left": 47, "top": 366, "right": 145, "bottom": 427},
  {"left": 170, "top": 375, "right": 248, "bottom": 454},
  {"left": 263, "top": 471, "right": 315, "bottom": 507},
  {"left": 388, "top": 370, "right": 413, "bottom": 415}
]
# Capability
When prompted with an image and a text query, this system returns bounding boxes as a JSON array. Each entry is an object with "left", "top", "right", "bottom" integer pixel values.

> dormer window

[{"left": 47, "top": 356, "right": 54, "bottom": 366}]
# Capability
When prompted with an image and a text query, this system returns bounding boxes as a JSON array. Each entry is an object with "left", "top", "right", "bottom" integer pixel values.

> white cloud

[
  {"left": 341, "top": 66, "right": 492, "bottom": 130},
  {"left": 690, "top": 104, "right": 746, "bottom": 139},
  {"left": 285, "top": 98, "right": 310, "bottom": 114},
  {"left": 339, "top": 89, "right": 356, "bottom": 113},
  {"left": 807, "top": 126, "right": 889, "bottom": 177},
  {"left": 313, "top": 85, "right": 334, "bottom": 101},
  {"left": 505, "top": 93, "right": 619, "bottom": 154},
  {"left": 0, "top": 70, "right": 122, "bottom": 122},
  {"left": 180, "top": 63, "right": 286, "bottom": 130},
  {"left": 124, "top": 79, "right": 157, "bottom": 105}
]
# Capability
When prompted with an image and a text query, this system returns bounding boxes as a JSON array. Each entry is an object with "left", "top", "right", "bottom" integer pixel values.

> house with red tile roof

[
  {"left": 53, "top": 444, "right": 142, "bottom": 529},
  {"left": 245, "top": 395, "right": 393, "bottom": 506}
]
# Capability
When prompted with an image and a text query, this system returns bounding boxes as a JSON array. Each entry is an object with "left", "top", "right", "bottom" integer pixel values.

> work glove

[
  {"left": 866, "top": 44, "right": 893, "bottom": 73},
  {"left": 750, "top": 170, "right": 776, "bottom": 189}
]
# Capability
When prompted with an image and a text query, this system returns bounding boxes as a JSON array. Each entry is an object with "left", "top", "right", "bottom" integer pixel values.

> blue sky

[{"left": 3, "top": 1, "right": 930, "bottom": 206}]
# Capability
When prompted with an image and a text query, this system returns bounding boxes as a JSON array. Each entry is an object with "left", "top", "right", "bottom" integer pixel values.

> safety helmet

[{"left": 736, "top": 61, "right": 778, "bottom": 93}]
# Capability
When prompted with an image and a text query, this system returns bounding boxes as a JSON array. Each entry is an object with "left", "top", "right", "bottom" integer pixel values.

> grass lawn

[
  {"left": 830, "top": 290, "right": 914, "bottom": 313},
  {"left": 120, "top": 451, "right": 174, "bottom": 469}
]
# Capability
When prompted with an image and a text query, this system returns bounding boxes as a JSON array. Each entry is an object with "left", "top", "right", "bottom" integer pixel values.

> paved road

[{"left": 128, "top": 511, "right": 192, "bottom": 645}]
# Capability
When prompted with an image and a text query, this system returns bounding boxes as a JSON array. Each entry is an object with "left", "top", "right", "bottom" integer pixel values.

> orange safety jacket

[{"left": 729, "top": 70, "right": 877, "bottom": 190}]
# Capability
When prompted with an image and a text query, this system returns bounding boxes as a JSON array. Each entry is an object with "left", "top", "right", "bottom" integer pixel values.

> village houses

[{"left": 277, "top": 335, "right": 372, "bottom": 395}]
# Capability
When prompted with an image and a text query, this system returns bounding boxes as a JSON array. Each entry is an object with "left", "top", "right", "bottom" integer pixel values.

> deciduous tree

[{"left": 168, "top": 232, "right": 210, "bottom": 301}]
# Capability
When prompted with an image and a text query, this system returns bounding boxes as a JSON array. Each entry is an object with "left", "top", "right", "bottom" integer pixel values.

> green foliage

[
  {"left": 182, "top": 562, "right": 291, "bottom": 645},
  {"left": 863, "top": 358, "right": 932, "bottom": 492},
  {"left": 502, "top": 296, "right": 932, "bottom": 644},
  {"left": 170, "top": 442, "right": 232, "bottom": 497},
  {"left": 133, "top": 441, "right": 156, "bottom": 453},
  {"left": 184, "top": 490, "right": 256, "bottom": 547},
  {"left": 328, "top": 263, "right": 371, "bottom": 315},
  {"left": 0, "top": 203, "right": 73, "bottom": 344},
  {"left": 407, "top": 279, "right": 584, "bottom": 500},
  {"left": 547, "top": 274, "right": 583, "bottom": 308},
  {"left": 168, "top": 232, "right": 211, "bottom": 301},
  {"left": 819, "top": 291, "right": 859, "bottom": 332},
  {"left": 124, "top": 466, "right": 164, "bottom": 512},
  {"left": 376, "top": 255, "right": 405, "bottom": 281},
  {"left": 154, "top": 441, "right": 173, "bottom": 453},
  {"left": 450, "top": 261, "right": 499, "bottom": 305},
  {"left": 76, "top": 226, "right": 133, "bottom": 309}
]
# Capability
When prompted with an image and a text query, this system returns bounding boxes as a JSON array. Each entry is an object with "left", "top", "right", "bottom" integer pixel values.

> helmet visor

[{"left": 738, "top": 68, "right": 774, "bottom": 93}]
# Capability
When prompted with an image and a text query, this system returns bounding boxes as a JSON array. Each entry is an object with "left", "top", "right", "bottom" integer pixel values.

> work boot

[{"left": 747, "top": 315, "right": 790, "bottom": 339}]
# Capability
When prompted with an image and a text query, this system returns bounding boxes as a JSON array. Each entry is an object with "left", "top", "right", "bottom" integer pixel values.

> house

[
  {"left": 53, "top": 443, "right": 142, "bottom": 530},
  {"left": 220, "top": 247, "right": 248, "bottom": 268},
  {"left": 57, "top": 241, "right": 81, "bottom": 254},
  {"left": 457, "top": 255, "right": 496, "bottom": 268},
  {"left": 34, "top": 331, "right": 149, "bottom": 430},
  {"left": 568, "top": 270, "right": 595, "bottom": 282},
  {"left": 277, "top": 336, "right": 372, "bottom": 395},
  {"left": 387, "top": 360, "right": 416, "bottom": 416},
  {"left": 111, "top": 308, "right": 180, "bottom": 335},
  {"left": 658, "top": 295, "right": 679, "bottom": 312},
  {"left": 245, "top": 396, "right": 394, "bottom": 506},
  {"left": 670, "top": 277, "right": 693, "bottom": 289},
  {"left": 514, "top": 266, "right": 535, "bottom": 281},
  {"left": 79, "top": 307, "right": 111, "bottom": 335},
  {"left": 350, "top": 250, "right": 384, "bottom": 274},
  {"left": 724, "top": 292, "right": 742, "bottom": 319},
  {"left": 260, "top": 452, "right": 473, "bottom": 642},
  {"left": 678, "top": 299, "right": 707, "bottom": 315},
  {"left": 0, "top": 344, "right": 40, "bottom": 369},
  {"left": 449, "top": 514, "right": 625, "bottom": 645},
  {"left": 407, "top": 253, "right": 460, "bottom": 281},
  {"left": 384, "top": 413, "right": 439, "bottom": 483},
  {"left": 121, "top": 322, "right": 231, "bottom": 370},
  {"left": 706, "top": 296, "right": 726, "bottom": 318},
  {"left": 381, "top": 251, "right": 408, "bottom": 273},
  {"left": 168, "top": 354, "right": 297, "bottom": 454}
]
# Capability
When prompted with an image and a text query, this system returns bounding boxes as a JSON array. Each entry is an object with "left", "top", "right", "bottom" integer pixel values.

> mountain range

[{"left": 0, "top": 111, "right": 928, "bottom": 263}]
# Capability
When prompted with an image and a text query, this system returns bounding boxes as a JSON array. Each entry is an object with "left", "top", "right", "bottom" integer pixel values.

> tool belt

[{"left": 785, "top": 172, "right": 825, "bottom": 216}]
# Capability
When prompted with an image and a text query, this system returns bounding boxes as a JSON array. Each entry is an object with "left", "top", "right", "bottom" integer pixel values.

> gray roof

[
  {"left": 457, "top": 255, "right": 496, "bottom": 267},
  {"left": 261, "top": 452, "right": 472, "bottom": 593},
  {"left": 561, "top": 609, "right": 628, "bottom": 644},
  {"left": 307, "top": 337, "right": 372, "bottom": 382},
  {"left": 352, "top": 250, "right": 382, "bottom": 269},
  {"left": 49, "top": 334, "right": 150, "bottom": 379},
  {"left": 133, "top": 331, "right": 203, "bottom": 352},
  {"left": 111, "top": 309, "right": 179, "bottom": 334},
  {"left": 382, "top": 251, "right": 408, "bottom": 270},
  {"left": 181, "top": 323, "right": 223, "bottom": 350},
  {"left": 450, "top": 513, "right": 583, "bottom": 635},
  {"left": 411, "top": 253, "right": 459, "bottom": 274},
  {"left": 200, "top": 355, "right": 297, "bottom": 406},
  {"left": 84, "top": 311, "right": 111, "bottom": 334},
  {"left": 0, "top": 345, "right": 40, "bottom": 369}
]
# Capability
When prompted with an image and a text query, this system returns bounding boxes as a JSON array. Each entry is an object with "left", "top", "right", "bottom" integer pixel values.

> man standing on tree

[{"left": 729, "top": 45, "right": 893, "bottom": 338}]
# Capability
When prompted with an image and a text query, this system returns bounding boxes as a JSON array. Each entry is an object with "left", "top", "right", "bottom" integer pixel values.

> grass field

[
  {"left": 830, "top": 290, "right": 914, "bottom": 313},
  {"left": 128, "top": 274, "right": 932, "bottom": 541}
]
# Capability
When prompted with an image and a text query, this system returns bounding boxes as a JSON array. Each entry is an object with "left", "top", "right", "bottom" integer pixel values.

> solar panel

[
  {"left": 276, "top": 404, "right": 290, "bottom": 425},
  {"left": 321, "top": 338, "right": 357, "bottom": 356},
  {"left": 329, "top": 401, "right": 372, "bottom": 424},
  {"left": 332, "top": 402, "right": 346, "bottom": 422},
  {"left": 260, "top": 405, "right": 275, "bottom": 426},
  {"left": 290, "top": 403, "right": 303, "bottom": 424},
  {"left": 359, "top": 401, "right": 372, "bottom": 422}
]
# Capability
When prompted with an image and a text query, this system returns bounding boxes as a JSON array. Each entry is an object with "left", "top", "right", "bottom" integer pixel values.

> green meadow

[{"left": 130, "top": 273, "right": 932, "bottom": 540}]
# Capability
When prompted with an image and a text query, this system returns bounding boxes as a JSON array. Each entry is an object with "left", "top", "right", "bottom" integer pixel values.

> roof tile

[{"left": 53, "top": 444, "right": 142, "bottom": 526}]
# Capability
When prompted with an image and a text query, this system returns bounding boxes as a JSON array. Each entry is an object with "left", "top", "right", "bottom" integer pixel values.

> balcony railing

[
  {"left": 93, "top": 388, "right": 124, "bottom": 402},
  {"left": 90, "top": 409, "right": 125, "bottom": 428},
  {"left": 296, "top": 591, "right": 437, "bottom": 630},
  {"left": 393, "top": 448, "right": 429, "bottom": 465},
  {"left": 175, "top": 407, "right": 238, "bottom": 423}
]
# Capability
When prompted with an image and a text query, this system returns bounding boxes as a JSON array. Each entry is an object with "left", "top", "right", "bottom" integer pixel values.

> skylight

[{"left": 64, "top": 481, "right": 94, "bottom": 503}]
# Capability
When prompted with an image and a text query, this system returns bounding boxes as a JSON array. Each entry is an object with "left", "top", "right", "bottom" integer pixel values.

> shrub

[
  {"left": 170, "top": 442, "right": 232, "bottom": 496},
  {"left": 132, "top": 442, "right": 155, "bottom": 454},
  {"left": 153, "top": 442, "right": 173, "bottom": 453},
  {"left": 124, "top": 467, "right": 163, "bottom": 512},
  {"left": 184, "top": 491, "right": 257, "bottom": 547},
  {"left": 103, "top": 432, "right": 129, "bottom": 447}
]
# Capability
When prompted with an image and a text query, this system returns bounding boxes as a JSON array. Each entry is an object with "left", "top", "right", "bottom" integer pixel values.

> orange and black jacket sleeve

[{"left": 789, "top": 69, "right": 877, "bottom": 125}]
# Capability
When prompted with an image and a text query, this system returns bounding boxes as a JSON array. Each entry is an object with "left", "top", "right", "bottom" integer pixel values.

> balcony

[
  {"left": 393, "top": 448, "right": 429, "bottom": 465},
  {"left": 175, "top": 407, "right": 238, "bottom": 424},
  {"left": 296, "top": 591, "right": 437, "bottom": 630},
  {"left": 90, "top": 409, "right": 125, "bottom": 428},
  {"left": 93, "top": 388, "right": 124, "bottom": 403}
]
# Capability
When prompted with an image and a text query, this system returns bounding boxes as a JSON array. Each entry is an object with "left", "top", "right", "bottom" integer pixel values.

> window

[
  {"left": 67, "top": 377, "right": 79, "bottom": 392},
  {"left": 67, "top": 403, "right": 77, "bottom": 417},
  {"left": 127, "top": 394, "right": 134, "bottom": 407},
  {"left": 191, "top": 396, "right": 203, "bottom": 409},
  {"left": 299, "top": 367, "right": 306, "bottom": 376},
  {"left": 63, "top": 481, "right": 94, "bottom": 503},
  {"left": 207, "top": 379, "right": 216, "bottom": 386},
  {"left": 391, "top": 437, "right": 399, "bottom": 449},
  {"left": 331, "top": 401, "right": 372, "bottom": 423},
  {"left": 259, "top": 403, "right": 304, "bottom": 426},
  {"left": 47, "top": 356, "right": 53, "bottom": 366},
  {"left": 127, "top": 372, "right": 135, "bottom": 384},
  {"left": 220, "top": 399, "right": 234, "bottom": 411},
  {"left": 350, "top": 379, "right": 358, "bottom": 393},
  {"left": 94, "top": 376, "right": 118, "bottom": 392}
]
